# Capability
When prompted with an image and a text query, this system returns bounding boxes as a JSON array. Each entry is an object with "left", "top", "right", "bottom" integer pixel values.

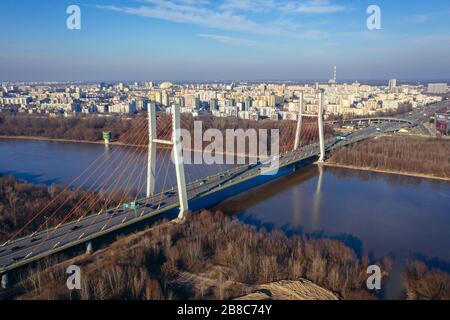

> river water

[{"left": 1, "top": 138, "right": 449, "bottom": 299}]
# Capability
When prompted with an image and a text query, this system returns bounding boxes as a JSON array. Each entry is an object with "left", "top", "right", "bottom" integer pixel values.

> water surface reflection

[{"left": 217, "top": 165, "right": 450, "bottom": 299}]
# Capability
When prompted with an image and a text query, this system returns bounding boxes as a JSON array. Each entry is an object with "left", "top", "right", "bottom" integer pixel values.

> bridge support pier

[
  {"left": 146, "top": 102, "right": 157, "bottom": 198},
  {"left": 1, "top": 273, "right": 9, "bottom": 289},
  {"left": 86, "top": 241, "right": 93, "bottom": 255},
  {"left": 294, "top": 92, "right": 304, "bottom": 150},
  {"left": 172, "top": 105, "right": 189, "bottom": 221},
  {"left": 317, "top": 90, "right": 326, "bottom": 162}
]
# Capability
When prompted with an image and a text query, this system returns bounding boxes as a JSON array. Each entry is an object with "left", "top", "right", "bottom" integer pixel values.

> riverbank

[
  {"left": 0, "top": 135, "right": 173, "bottom": 150},
  {"left": 328, "top": 135, "right": 450, "bottom": 180},
  {"left": 0, "top": 135, "right": 109, "bottom": 145},
  {"left": 324, "top": 162, "right": 450, "bottom": 182}
]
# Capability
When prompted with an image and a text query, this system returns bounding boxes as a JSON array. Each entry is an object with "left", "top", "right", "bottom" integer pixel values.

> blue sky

[{"left": 1, "top": 0, "right": 450, "bottom": 82}]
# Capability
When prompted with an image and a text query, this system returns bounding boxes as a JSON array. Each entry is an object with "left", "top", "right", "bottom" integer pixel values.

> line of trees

[
  {"left": 404, "top": 260, "right": 450, "bottom": 300},
  {"left": 0, "top": 113, "right": 334, "bottom": 151},
  {"left": 0, "top": 114, "right": 135, "bottom": 142},
  {"left": 328, "top": 136, "right": 450, "bottom": 178}
]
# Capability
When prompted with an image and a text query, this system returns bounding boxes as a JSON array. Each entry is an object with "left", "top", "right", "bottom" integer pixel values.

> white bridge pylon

[
  {"left": 146, "top": 102, "right": 157, "bottom": 197},
  {"left": 147, "top": 104, "right": 188, "bottom": 220},
  {"left": 294, "top": 89, "right": 326, "bottom": 162}
]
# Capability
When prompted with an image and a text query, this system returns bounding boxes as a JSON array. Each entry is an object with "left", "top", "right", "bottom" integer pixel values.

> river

[{"left": 1, "top": 138, "right": 449, "bottom": 299}]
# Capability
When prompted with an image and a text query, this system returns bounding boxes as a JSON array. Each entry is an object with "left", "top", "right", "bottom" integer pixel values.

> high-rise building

[
  {"left": 244, "top": 97, "right": 252, "bottom": 111},
  {"left": 237, "top": 101, "right": 245, "bottom": 112},
  {"left": 388, "top": 79, "right": 397, "bottom": 91},
  {"left": 427, "top": 83, "right": 448, "bottom": 94},
  {"left": 186, "top": 95, "right": 200, "bottom": 109},
  {"left": 126, "top": 100, "right": 137, "bottom": 113},
  {"left": 154, "top": 91, "right": 162, "bottom": 104},
  {"left": 268, "top": 95, "right": 276, "bottom": 108},
  {"left": 162, "top": 91, "right": 169, "bottom": 107},
  {"left": 136, "top": 98, "right": 148, "bottom": 111},
  {"left": 328, "top": 65, "right": 337, "bottom": 84},
  {"left": 116, "top": 83, "right": 125, "bottom": 91},
  {"left": 209, "top": 98, "right": 218, "bottom": 111},
  {"left": 175, "top": 96, "right": 185, "bottom": 107}
]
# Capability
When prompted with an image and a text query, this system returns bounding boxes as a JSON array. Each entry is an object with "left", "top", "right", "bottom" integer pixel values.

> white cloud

[
  {"left": 197, "top": 33, "right": 265, "bottom": 46},
  {"left": 139, "top": 0, "right": 208, "bottom": 14},
  {"left": 219, "top": 0, "right": 347, "bottom": 14},
  {"left": 219, "top": 0, "right": 276, "bottom": 12},
  {"left": 96, "top": 0, "right": 334, "bottom": 42},
  {"left": 96, "top": 2, "right": 287, "bottom": 36},
  {"left": 283, "top": 0, "right": 347, "bottom": 14}
]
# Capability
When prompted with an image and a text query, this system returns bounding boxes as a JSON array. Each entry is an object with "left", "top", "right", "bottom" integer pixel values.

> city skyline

[{"left": 1, "top": 0, "right": 450, "bottom": 82}]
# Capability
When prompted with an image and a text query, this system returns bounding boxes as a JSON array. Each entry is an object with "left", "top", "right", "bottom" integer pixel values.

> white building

[
  {"left": 427, "top": 83, "right": 448, "bottom": 94},
  {"left": 388, "top": 79, "right": 397, "bottom": 91}
]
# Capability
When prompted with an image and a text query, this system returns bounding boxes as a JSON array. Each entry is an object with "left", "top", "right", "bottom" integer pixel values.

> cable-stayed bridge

[{"left": 0, "top": 91, "right": 444, "bottom": 288}]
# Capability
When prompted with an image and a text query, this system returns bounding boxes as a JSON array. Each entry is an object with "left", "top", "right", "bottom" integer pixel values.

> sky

[{"left": 1, "top": 0, "right": 450, "bottom": 82}]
